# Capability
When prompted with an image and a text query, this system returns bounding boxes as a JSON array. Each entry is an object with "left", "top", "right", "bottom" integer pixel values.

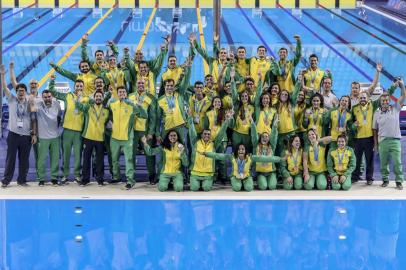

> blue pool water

[
  {"left": 2, "top": 8, "right": 406, "bottom": 98},
  {"left": 1, "top": 200, "right": 406, "bottom": 269}
]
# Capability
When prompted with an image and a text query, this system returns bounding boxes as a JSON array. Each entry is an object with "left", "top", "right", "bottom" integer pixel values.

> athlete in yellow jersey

[
  {"left": 50, "top": 60, "right": 97, "bottom": 97},
  {"left": 281, "top": 135, "right": 304, "bottom": 190},
  {"left": 251, "top": 119, "right": 282, "bottom": 190},
  {"left": 303, "top": 129, "right": 332, "bottom": 190},
  {"left": 303, "top": 54, "right": 332, "bottom": 94},
  {"left": 325, "top": 95, "right": 353, "bottom": 149},
  {"left": 188, "top": 81, "right": 211, "bottom": 135},
  {"left": 327, "top": 134, "right": 356, "bottom": 190},
  {"left": 269, "top": 35, "right": 302, "bottom": 93},
  {"left": 102, "top": 55, "right": 126, "bottom": 99},
  {"left": 49, "top": 75, "right": 88, "bottom": 185},
  {"left": 142, "top": 130, "right": 188, "bottom": 192},
  {"left": 75, "top": 90, "right": 109, "bottom": 186},
  {"left": 303, "top": 93, "right": 327, "bottom": 140},
  {"left": 250, "top": 45, "right": 271, "bottom": 87},
  {"left": 108, "top": 87, "right": 147, "bottom": 190},
  {"left": 81, "top": 34, "right": 118, "bottom": 76},
  {"left": 294, "top": 89, "right": 307, "bottom": 139}
]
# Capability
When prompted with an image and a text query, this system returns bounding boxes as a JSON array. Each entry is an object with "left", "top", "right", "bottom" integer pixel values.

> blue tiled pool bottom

[{"left": 1, "top": 200, "right": 406, "bottom": 269}]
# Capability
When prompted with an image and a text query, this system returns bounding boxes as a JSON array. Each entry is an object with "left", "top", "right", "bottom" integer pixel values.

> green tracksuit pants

[
  {"left": 133, "top": 131, "right": 156, "bottom": 176},
  {"left": 231, "top": 176, "right": 254, "bottom": 192},
  {"left": 379, "top": 138, "right": 404, "bottom": 182},
  {"left": 37, "top": 137, "right": 60, "bottom": 181},
  {"left": 257, "top": 172, "right": 277, "bottom": 190},
  {"left": 110, "top": 138, "right": 134, "bottom": 184},
  {"left": 190, "top": 175, "right": 214, "bottom": 191},
  {"left": 232, "top": 131, "right": 251, "bottom": 153},
  {"left": 331, "top": 176, "right": 351, "bottom": 190},
  {"left": 158, "top": 173, "right": 184, "bottom": 192},
  {"left": 283, "top": 174, "right": 303, "bottom": 190},
  {"left": 304, "top": 172, "right": 327, "bottom": 190},
  {"left": 62, "top": 129, "right": 82, "bottom": 178}
]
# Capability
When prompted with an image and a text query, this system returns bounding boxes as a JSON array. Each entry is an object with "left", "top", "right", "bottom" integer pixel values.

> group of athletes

[{"left": 1, "top": 32, "right": 405, "bottom": 191}]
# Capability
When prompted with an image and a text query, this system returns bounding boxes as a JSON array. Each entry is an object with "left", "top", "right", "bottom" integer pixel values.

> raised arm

[
  {"left": 250, "top": 121, "right": 259, "bottom": 149},
  {"left": 187, "top": 116, "right": 198, "bottom": 146},
  {"left": 204, "top": 152, "right": 232, "bottom": 161},
  {"left": 292, "top": 35, "right": 302, "bottom": 67},
  {"left": 291, "top": 74, "right": 302, "bottom": 105},
  {"left": 0, "top": 65, "right": 12, "bottom": 98},
  {"left": 270, "top": 115, "right": 279, "bottom": 151},
  {"left": 81, "top": 34, "right": 91, "bottom": 62},
  {"left": 142, "top": 142, "right": 163, "bottom": 156},
  {"left": 367, "top": 63, "right": 381, "bottom": 95},
  {"left": 150, "top": 42, "right": 169, "bottom": 75},
  {"left": 251, "top": 154, "right": 282, "bottom": 163},
  {"left": 50, "top": 62, "right": 78, "bottom": 82},
  {"left": 398, "top": 79, "right": 406, "bottom": 106},
  {"left": 48, "top": 75, "right": 67, "bottom": 101},
  {"left": 9, "top": 62, "right": 18, "bottom": 90},
  {"left": 214, "top": 118, "right": 230, "bottom": 148},
  {"left": 147, "top": 97, "right": 157, "bottom": 137},
  {"left": 190, "top": 33, "right": 214, "bottom": 66}
]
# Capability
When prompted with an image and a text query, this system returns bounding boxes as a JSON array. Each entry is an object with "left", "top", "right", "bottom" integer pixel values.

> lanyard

[
  {"left": 110, "top": 69, "right": 119, "bottom": 86},
  {"left": 312, "top": 109, "right": 319, "bottom": 125},
  {"left": 194, "top": 98, "right": 206, "bottom": 114},
  {"left": 338, "top": 110, "right": 347, "bottom": 128},
  {"left": 337, "top": 149, "right": 346, "bottom": 166},
  {"left": 16, "top": 99, "right": 27, "bottom": 119},
  {"left": 166, "top": 95, "right": 175, "bottom": 110},
  {"left": 237, "top": 158, "right": 245, "bottom": 175},
  {"left": 92, "top": 105, "right": 103, "bottom": 122},
  {"left": 310, "top": 69, "right": 319, "bottom": 85},
  {"left": 279, "top": 61, "right": 287, "bottom": 77},
  {"left": 292, "top": 149, "right": 300, "bottom": 167},
  {"left": 313, "top": 144, "right": 319, "bottom": 162},
  {"left": 264, "top": 108, "right": 271, "bottom": 124},
  {"left": 361, "top": 104, "right": 368, "bottom": 123}
]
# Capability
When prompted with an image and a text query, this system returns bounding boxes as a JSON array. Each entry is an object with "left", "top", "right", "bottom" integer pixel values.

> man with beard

[
  {"left": 75, "top": 90, "right": 110, "bottom": 186},
  {"left": 131, "top": 35, "right": 170, "bottom": 73},
  {"left": 50, "top": 60, "right": 97, "bottom": 97},
  {"left": 1, "top": 65, "right": 36, "bottom": 188},
  {"left": 49, "top": 75, "right": 88, "bottom": 184},
  {"left": 373, "top": 79, "right": 405, "bottom": 190},
  {"left": 350, "top": 63, "right": 382, "bottom": 106},
  {"left": 303, "top": 54, "right": 332, "bottom": 95}
]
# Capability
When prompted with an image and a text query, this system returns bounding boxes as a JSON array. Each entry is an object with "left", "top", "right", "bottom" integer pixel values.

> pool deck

[{"left": 0, "top": 181, "right": 404, "bottom": 199}]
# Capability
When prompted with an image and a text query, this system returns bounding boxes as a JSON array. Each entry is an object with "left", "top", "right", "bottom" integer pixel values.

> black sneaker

[
  {"left": 1, "top": 182, "right": 8, "bottom": 188},
  {"left": 51, "top": 180, "right": 59, "bottom": 186},
  {"left": 149, "top": 174, "right": 156, "bottom": 185},
  {"left": 97, "top": 181, "right": 104, "bottom": 186},
  {"left": 17, "top": 183, "right": 28, "bottom": 187},
  {"left": 38, "top": 181, "right": 45, "bottom": 187},
  {"left": 125, "top": 183, "right": 134, "bottom": 190},
  {"left": 366, "top": 180, "right": 373, "bottom": 185},
  {"left": 381, "top": 181, "right": 389, "bottom": 187},
  {"left": 396, "top": 182, "right": 403, "bottom": 190},
  {"left": 79, "top": 182, "right": 88, "bottom": 187},
  {"left": 110, "top": 180, "right": 120, "bottom": 184}
]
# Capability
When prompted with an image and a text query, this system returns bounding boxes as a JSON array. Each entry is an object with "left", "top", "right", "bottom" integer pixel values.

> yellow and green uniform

[
  {"left": 251, "top": 121, "right": 281, "bottom": 190},
  {"left": 144, "top": 143, "right": 189, "bottom": 192},
  {"left": 303, "top": 107, "right": 327, "bottom": 139},
  {"left": 269, "top": 39, "right": 302, "bottom": 93},
  {"left": 304, "top": 142, "right": 328, "bottom": 190},
  {"left": 129, "top": 92, "right": 157, "bottom": 177},
  {"left": 108, "top": 99, "right": 147, "bottom": 184},
  {"left": 250, "top": 57, "right": 270, "bottom": 87},
  {"left": 325, "top": 108, "right": 353, "bottom": 144},
  {"left": 352, "top": 100, "right": 380, "bottom": 139},
  {"left": 203, "top": 86, "right": 218, "bottom": 102},
  {"left": 103, "top": 67, "right": 126, "bottom": 99},
  {"left": 157, "top": 92, "right": 187, "bottom": 138},
  {"left": 51, "top": 63, "right": 98, "bottom": 97},
  {"left": 205, "top": 152, "right": 281, "bottom": 192},
  {"left": 235, "top": 58, "right": 250, "bottom": 79},
  {"left": 193, "top": 39, "right": 227, "bottom": 82},
  {"left": 304, "top": 67, "right": 326, "bottom": 93},
  {"left": 189, "top": 95, "right": 211, "bottom": 134},
  {"left": 188, "top": 117, "right": 229, "bottom": 191},
  {"left": 253, "top": 79, "right": 276, "bottom": 135},
  {"left": 49, "top": 81, "right": 89, "bottom": 179},
  {"left": 81, "top": 40, "right": 118, "bottom": 76},
  {"left": 281, "top": 148, "right": 304, "bottom": 190},
  {"left": 327, "top": 146, "right": 356, "bottom": 190},
  {"left": 231, "top": 103, "right": 255, "bottom": 152},
  {"left": 294, "top": 103, "right": 307, "bottom": 134}
]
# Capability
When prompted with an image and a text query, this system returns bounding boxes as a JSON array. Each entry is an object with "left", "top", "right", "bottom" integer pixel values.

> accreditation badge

[
  {"left": 17, "top": 119, "right": 23, "bottom": 129},
  {"left": 239, "top": 173, "right": 244, "bottom": 179},
  {"left": 194, "top": 116, "right": 200, "bottom": 124}
]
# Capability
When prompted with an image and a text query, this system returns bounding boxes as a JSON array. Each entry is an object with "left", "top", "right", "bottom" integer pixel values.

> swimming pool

[
  {"left": 1, "top": 199, "right": 406, "bottom": 269},
  {"left": 2, "top": 7, "right": 406, "bottom": 97}
]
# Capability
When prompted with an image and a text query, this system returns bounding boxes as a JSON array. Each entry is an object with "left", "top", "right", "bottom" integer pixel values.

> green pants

[
  {"left": 331, "top": 175, "right": 351, "bottom": 190},
  {"left": 37, "top": 137, "right": 60, "bottom": 181},
  {"left": 216, "top": 142, "right": 227, "bottom": 180},
  {"left": 257, "top": 172, "right": 277, "bottom": 190},
  {"left": 104, "top": 130, "right": 113, "bottom": 176},
  {"left": 283, "top": 174, "right": 303, "bottom": 190},
  {"left": 158, "top": 173, "right": 184, "bottom": 192},
  {"left": 62, "top": 129, "right": 82, "bottom": 178},
  {"left": 276, "top": 132, "right": 294, "bottom": 156},
  {"left": 110, "top": 138, "right": 134, "bottom": 184},
  {"left": 379, "top": 138, "right": 404, "bottom": 182},
  {"left": 304, "top": 172, "right": 327, "bottom": 190},
  {"left": 231, "top": 176, "right": 254, "bottom": 192},
  {"left": 232, "top": 131, "right": 251, "bottom": 153},
  {"left": 190, "top": 175, "right": 214, "bottom": 191},
  {"left": 133, "top": 131, "right": 156, "bottom": 176}
]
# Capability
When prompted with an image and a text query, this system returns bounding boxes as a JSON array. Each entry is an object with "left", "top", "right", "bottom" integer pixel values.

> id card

[{"left": 17, "top": 119, "right": 23, "bottom": 129}]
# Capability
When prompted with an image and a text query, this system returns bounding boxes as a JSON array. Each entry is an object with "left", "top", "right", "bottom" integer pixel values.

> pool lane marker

[
  {"left": 319, "top": 4, "right": 405, "bottom": 55},
  {"left": 341, "top": 9, "right": 406, "bottom": 46},
  {"left": 38, "top": 5, "right": 116, "bottom": 88},
  {"left": 3, "top": 3, "right": 36, "bottom": 20},
  {"left": 8, "top": 10, "right": 92, "bottom": 89},
  {"left": 278, "top": 3, "right": 372, "bottom": 81},
  {"left": 3, "top": 4, "right": 75, "bottom": 54},
  {"left": 363, "top": 4, "right": 406, "bottom": 27},
  {"left": 237, "top": 4, "right": 276, "bottom": 58},
  {"left": 3, "top": 9, "right": 53, "bottom": 41},
  {"left": 196, "top": 6, "right": 209, "bottom": 74},
  {"left": 2, "top": 8, "right": 12, "bottom": 15},
  {"left": 302, "top": 9, "right": 396, "bottom": 82},
  {"left": 136, "top": 5, "right": 157, "bottom": 51},
  {"left": 219, "top": 16, "right": 235, "bottom": 51},
  {"left": 113, "top": 11, "right": 134, "bottom": 44}
]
